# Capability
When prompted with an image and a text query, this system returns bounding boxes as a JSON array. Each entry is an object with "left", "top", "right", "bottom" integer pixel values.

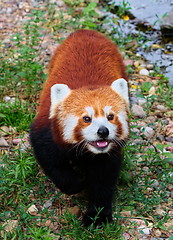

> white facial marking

[
  {"left": 117, "top": 111, "right": 129, "bottom": 139},
  {"left": 103, "top": 106, "right": 112, "bottom": 116},
  {"left": 111, "top": 78, "right": 129, "bottom": 104},
  {"left": 62, "top": 114, "right": 78, "bottom": 143},
  {"left": 84, "top": 106, "right": 95, "bottom": 117},
  {"left": 82, "top": 116, "right": 117, "bottom": 142}
]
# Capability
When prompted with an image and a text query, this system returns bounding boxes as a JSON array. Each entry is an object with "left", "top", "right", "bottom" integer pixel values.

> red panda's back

[
  {"left": 48, "top": 29, "right": 127, "bottom": 89},
  {"left": 34, "top": 30, "right": 127, "bottom": 129}
]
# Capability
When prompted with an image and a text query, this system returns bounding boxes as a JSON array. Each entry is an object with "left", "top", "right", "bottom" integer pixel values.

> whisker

[
  {"left": 75, "top": 139, "right": 86, "bottom": 157},
  {"left": 78, "top": 141, "right": 86, "bottom": 156},
  {"left": 112, "top": 137, "right": 126, "bottom": 148}
]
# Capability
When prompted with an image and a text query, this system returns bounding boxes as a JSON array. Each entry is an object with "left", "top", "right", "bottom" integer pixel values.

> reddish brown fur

[{"left": 33, "top": 29, "right": 127, "bottom": 130}]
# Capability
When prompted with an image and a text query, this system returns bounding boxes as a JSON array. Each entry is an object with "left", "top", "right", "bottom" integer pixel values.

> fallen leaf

[
  {"left": 151, "top": 44, "right": 162, "bottom": 49},
  {"left": 68, "top": 206, "right": 81, "bottom": 218},
  {"left": 123, "top": 15, "right": 129, "bottom": 21}
]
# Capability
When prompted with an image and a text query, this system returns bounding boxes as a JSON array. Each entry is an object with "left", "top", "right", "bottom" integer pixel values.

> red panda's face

[{"left": 50, "top": 79, "right": 129, "bottom": 154}]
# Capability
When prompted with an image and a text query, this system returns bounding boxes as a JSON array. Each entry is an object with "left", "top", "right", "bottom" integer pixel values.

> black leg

[
  {"left": 82, "top": 153, "right": 122, "bottom": 226},
  {"left": 82, "top": 185, "right": 114, "bottom": 226}
]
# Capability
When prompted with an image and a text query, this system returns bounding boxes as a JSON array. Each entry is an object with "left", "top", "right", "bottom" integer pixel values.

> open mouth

[{"left": 89, "top": 140, "right": 109, "bottom": 149}]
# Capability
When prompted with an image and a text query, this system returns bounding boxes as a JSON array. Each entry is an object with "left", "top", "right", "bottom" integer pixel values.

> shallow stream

[{"left": 108, "top": 0, "right": 173, "bottom": 85}]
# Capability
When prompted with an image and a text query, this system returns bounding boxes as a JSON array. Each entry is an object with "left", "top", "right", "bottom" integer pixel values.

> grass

[
  {"left": 0, "top": 0, "right": 173, "bottom": 239},
  {"left": 0, "top": 100, "right": 35, "bottom": 132}
]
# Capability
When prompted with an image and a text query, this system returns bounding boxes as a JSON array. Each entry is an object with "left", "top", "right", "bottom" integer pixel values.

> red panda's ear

[
  {"left": 51, "top": 84, "right": 71, "bottom": 106},
  {"left": 49, "top": 84, "right": 71, "bottom": 119},
  {"left": 111, "top": 78, "right": 129, "bottom": 104}
]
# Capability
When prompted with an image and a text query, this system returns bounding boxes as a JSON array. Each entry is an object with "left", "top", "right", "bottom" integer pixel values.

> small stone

[
  {"left": 7, "top": 8, "right": 14, "bottom": 14},
  {"left": 50, "top": 0, "right": 64, "bottom": 6},
  {"left": 138, "top": 98, "right": 147, "bottom": 106},
  {"left": 123, "top": 232, "right": 131, "bottom": 240},
  {"left": 138, "top": 237, "right": 148, "bottom": 240},
  {"left": 139, "top": 68, "right": 149, "bottom": 76},
  {"left": 150, "top": 238, "right": 163, "bottom": 240},
  {"left": 149, "top": 70, "right": 154, "bottom": 74},
  {"left": 3, "top": 96, "right": 16, "bottom": 104},
  {"left": 146, "top": 187, "right": 153, "bottom": 193},
  {"left": 42, "top": 199, "right": 53, "bottom": 209},
  {"left": 166, "top": 145, "right": 173, "bottom": 153},
  {"left": 140, "top": 227, "right": 151, "bottom": 235},
  {"left": 168, "top": 210, "right": 173, "bottom": 216},
  {"left": 27, "top": 204, "right": 38, "bottom": 216},
  {"left": 0, "top": 126, "right": 10, "bottom": 136},
  {"left": 165, "top": 137, "right": 173, "bottom": 143},
  {"left": 124, "top": 59, "right": 133, "bottom": 66},
  {"left": 167, "top": 185, "right": 173, "bottom": 191},
  {"left": 133, "top": 139, "right": 145, "bottom": 144},
  {"left": 161, "top": 119, "right": 169, "bottom": 124},
  {"left": 155, "top": 207, "right": 166, "bottom": 215},
  {"left": 0, "top": 137, "right": 9, "bottom": 147},
  {"left": 121, "top": 211, "right": 132, "bottom": 217},
  {"left": 131, "top": 128, "right": 140, "bottom": 134},
  {"left": 3, "top": 96, "right": 11, "bottom": 102},
  {"left": 20, "top": 142, "right": 30, "bottom": 152},
  {"left": 57, "top": 0, "right": 66, "bottom": 7},
  {"left": 2, "top": 39, "right": 11, "bottom": 45},
  {"left": 157, "top": 135, "right": 165, "bottom": 141},
  {"left": 2, "top": 220, "right": 18, "bottom": 234},
  {"left": 151, "top": 179, "right": 159, "bottom": 188},
  {"left": 131, "top": 104, "right": 146, "bottom": 118},
  {"left": 143, "top": 166, "right": 149, "bottom": 172},
  {"left": 68, "top": 206, "right": 81, "bottom": 218},
  {"left": 94, "top": 8, "right": 107, "bottom": 19},
  {"left": 143, "top": 127, "right": 155, "bottom": 138},
  {"left": 166, "top": 191, "right": 172, "bottom": 198},
  {"left": 155, "top": 229, "right": 162, "bottom": 237},
  {"left": 138, "top": 121, "right": 147, "bottom": 127},
  {"left": 140, "top": 64, "right": 147, "bottom": 68},
  {"left": 12, "top": 138, "right": 22, "bottom": 145},
  {"left": 130, "top": 96, "right": 138, "bottom": 104},
  {"left": 156, "top": 104, "right": 167, "bottom": 112},
  {"left": 149, "top": 86, "right": 156, "bottom": 95},
  {"left": 146, "top": 64, "right": 154, "bottom": 70},
  {"left": 8, "top": 126, "right": 16, "bottom": 133},
  {"left": 130, "top": 218, "right": 146, "bottom": 226}
]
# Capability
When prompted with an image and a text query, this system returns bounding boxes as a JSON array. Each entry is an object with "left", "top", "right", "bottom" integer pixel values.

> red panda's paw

[{"left": 82, "top": 210, "right": 112, "bottom": 227}]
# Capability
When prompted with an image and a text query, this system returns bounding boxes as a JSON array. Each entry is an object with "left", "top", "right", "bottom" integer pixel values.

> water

[
  {"left": 111, "top": 0, "right": 173, "bottom": 29},
  {"left": 108, "top": 0, "right": 173, "bottom": 85}
]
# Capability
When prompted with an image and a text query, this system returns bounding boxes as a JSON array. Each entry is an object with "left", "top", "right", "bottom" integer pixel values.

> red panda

[{"left": 30, "top": 29, "right": 129, "bottom": 226}]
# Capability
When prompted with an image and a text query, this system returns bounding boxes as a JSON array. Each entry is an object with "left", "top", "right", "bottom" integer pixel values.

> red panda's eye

[
  {"left": 83, "top": 116, "right": 92, "bottom": 123},
  {"left": 107, "top": 114, "right": 114, "bottom": 121}
]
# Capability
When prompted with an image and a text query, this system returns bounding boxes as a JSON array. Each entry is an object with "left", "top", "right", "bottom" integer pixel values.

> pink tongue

[{"left": 96, "top": 141, "right": 108, "bottom": 148}]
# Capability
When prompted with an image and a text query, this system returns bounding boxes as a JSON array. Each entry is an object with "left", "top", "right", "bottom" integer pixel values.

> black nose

[{"left": 97, "top": 126, "right": 109, "bottom": 138}]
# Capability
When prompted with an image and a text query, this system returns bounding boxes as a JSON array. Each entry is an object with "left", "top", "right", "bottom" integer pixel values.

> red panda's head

[{"left": 49, "top": 79, "right": 129, "bottom": 154}]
